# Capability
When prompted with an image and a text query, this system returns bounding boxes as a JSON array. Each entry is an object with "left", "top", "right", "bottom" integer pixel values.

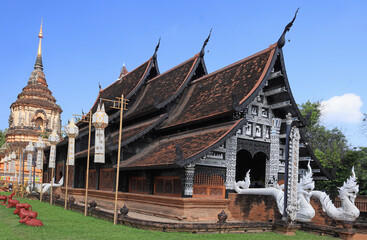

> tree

[
  {"left": 351, "top": 147, "right": 367, "bottom": 195},
  {"left": 299, "top": 101, "right": 350, "bottom": 198}
]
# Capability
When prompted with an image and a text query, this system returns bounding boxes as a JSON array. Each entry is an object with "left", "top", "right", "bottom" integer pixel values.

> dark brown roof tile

[
  {"left": 119, "top": 120, "right": 242, "bottom": 169},
  {"left": 126, "top": 55, "right": 199, "bottom": 118},
  {"left": 162, "top": 45, "right": 276, "bottom": 128}
]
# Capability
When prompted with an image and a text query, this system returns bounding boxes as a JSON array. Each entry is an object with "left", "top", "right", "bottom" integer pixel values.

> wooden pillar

[{"left": 96, "top": 165, "right": 100, "bottom": 190}]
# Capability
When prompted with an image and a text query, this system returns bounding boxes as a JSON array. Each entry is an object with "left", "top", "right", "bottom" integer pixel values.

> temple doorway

[{"left": 235, "top": 150, "right": 267, "bottom": 187}]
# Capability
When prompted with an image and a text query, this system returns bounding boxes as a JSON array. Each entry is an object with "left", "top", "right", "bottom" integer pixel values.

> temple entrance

[
  {"left": 236, "top": 150, "right": 252, "bottom": 182},
  {"left": 235, "top": 149, "right": 267, "bottom": 187}
]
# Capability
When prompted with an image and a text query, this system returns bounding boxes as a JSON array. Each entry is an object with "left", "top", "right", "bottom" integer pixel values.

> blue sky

[{"left": 0, "top": 1, "right": 366, "bottom": 147}]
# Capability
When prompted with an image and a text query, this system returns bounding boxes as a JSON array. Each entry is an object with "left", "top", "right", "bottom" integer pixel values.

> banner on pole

[
  {"left": 49, "top": 145, "right": 56, "bottom": 168},
  {"left": 68, "top": 137, "right": 75, "bottom": 165}
]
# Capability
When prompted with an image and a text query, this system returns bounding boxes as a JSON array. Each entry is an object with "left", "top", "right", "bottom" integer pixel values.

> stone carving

[
  {"left": 42, "top": 177, "right": 63, "bottom": 193},
  {"left": 312, "top": 167, "right": 360, "bottom": 222},
  {"left": 296, "top": 161, "right": 315, "bottom": 222},
  {"left": 218, "top": 210, "right": 228, "bottom": 223},
  {"left": 120, "top": 204, "right": 129, "bottom": 218},
  {"left": 237, "top": 139, "right": 270, "bottom": 159},
  {"left": 235, "top": 164, "right": 317, "bottom": 223}
]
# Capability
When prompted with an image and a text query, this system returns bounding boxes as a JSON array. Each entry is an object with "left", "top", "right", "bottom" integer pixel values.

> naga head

[
  {"left": 298, "top": 161, "right": 315, "bottom": 201},
  {"left": 338, "top": 167, "right": 359, "bottom": 203},
  {"left": 235, "top": 170, "right": 251, "bottom": 190}
]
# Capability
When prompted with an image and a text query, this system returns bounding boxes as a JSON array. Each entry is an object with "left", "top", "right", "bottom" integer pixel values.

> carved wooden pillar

[
  {"left": 225, "top": 136, "right": 237, "bottom": 190},
  {"left": 266, "top": 118, "right": 281, "bottom": 187},
  {"left": 184, "top": 164, "right": 195, "bottom": 197},
  {"left": 287, "top": 126, "right": 300, "bottom": 221}
]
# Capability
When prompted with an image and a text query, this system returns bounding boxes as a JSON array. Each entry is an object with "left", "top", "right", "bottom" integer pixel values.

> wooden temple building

[{"left": 46, "top": 17, "right": 330, "bottom": 220}]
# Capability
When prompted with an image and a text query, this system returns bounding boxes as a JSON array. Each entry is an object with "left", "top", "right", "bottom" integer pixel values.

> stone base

[
  {"left": 27, "top": 192, "right": 39, "bottom": 200},
  {"left": 273, "top": 221, "right": 300, "bottom": 236},
  {"left": 58, "top": 187, "right": 231, "bottom": 222}
]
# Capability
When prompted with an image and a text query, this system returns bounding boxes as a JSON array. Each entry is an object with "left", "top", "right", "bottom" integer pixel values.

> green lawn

[{"left": 0, "top": 192, "right": 337, "bottom": 240}]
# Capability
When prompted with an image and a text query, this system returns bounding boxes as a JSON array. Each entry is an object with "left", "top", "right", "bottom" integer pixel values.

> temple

[
  {"left": 44, "top": 15, "right": 332, "bottom": 220},
  {"left": 0, "top": 21, "right": 62, "bottom": 185}
]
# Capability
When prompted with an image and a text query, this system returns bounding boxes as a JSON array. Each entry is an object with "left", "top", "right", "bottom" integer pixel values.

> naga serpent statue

[
  {"left": 296, "top": 161, "right": 315, "bottom": 222},
  {"left": 312, "top": 167, "right": 360, "bottom": 222},
  {"left": 234, "top": 161, "right": 316, "bottom": 222},
  {"left": 234, "top": 170, "right": 285, "bottom": 215}
]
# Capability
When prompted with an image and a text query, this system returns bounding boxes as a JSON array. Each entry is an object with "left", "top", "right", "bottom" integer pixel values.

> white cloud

[{"left": 320, "top": 93, "right": 363, "bottom": 124}]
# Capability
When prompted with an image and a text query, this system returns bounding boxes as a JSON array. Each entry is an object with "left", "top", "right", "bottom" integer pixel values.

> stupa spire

[{"left": 34, "top": 19, "right": 44, "bottom": 71}]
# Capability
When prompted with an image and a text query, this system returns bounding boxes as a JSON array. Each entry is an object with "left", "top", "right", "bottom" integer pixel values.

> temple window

[
  {"left": 261, "top": 108, "right": 269, "bottom": 118},
  {"left": 193, "top": 174, "right": 225, "bottom": 198},
  {"left": 245, "top": 122, "right": 252, "bottom": 136},
  {"left": 129, "top": 176, "right": 149, "bottom": 194},
  {"left": 251, "top": 106, "right": 258, "bottom": 116},
  {"left": 154, "top": 176, "right": 182, "bottom": 197},
  {"left": 265, "top": 126, "right": 270, "bottom": 138},
  {"left": 255, "top": 124, "right": 262, "bottom": 137},
  {"left": 236, "top": 127, "right": 243, "bottom": 135}
]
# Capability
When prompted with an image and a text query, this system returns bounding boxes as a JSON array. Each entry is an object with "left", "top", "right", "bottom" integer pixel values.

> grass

[{"left": 0, "top": 192, "right": 337, "bottom": 240}]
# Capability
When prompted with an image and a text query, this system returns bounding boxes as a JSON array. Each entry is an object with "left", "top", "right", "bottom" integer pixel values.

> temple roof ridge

[
  {"left": 192, "top": 43, "right": 277, "bottom": 85},
  {"left": 146, "top": 53, "right": 199, "bottom": 84}
]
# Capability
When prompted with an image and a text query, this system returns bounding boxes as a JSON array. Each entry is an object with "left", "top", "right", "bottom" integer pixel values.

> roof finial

[
  {"left": 153, "top": 37, "right": 161, "bottom": 60},
  {"left": 277, "top": 8, "right": 299, "bottom": 49},
  {"left": 34, "top": 19, "right": 44, "bottom": 71},
  {"left": 200, "top": 29, "right": 212, "bottom": 58}
]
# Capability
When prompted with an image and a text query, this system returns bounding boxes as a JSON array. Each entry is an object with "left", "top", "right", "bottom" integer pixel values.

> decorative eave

[
  {"left": 175, "top": 118, "right": 246, "bottom": 167},
  {"left": 108, "top": 113, "right": 168, "bottom": 151},
  {"left": 117, "top": 118, "right": 246, "bottom": 170}
]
